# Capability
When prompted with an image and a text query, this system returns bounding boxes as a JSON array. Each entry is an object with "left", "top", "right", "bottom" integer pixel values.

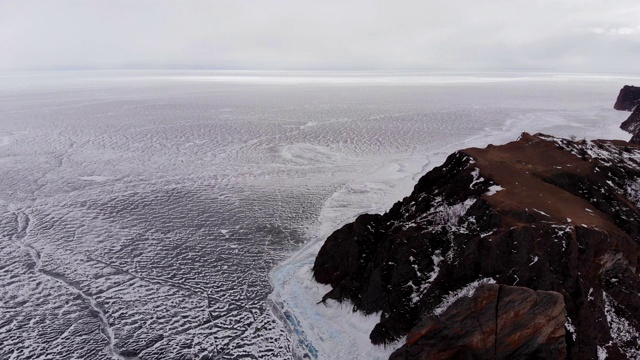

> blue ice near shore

[{"left": 0, "top": 71, "right": 634, "bottom": 359}]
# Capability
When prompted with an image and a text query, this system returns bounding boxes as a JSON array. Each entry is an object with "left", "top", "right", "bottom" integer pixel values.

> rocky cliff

[
  {"left": 621, "top": 111, "right": 640, "bottom": 144},
  {"left": 313, "top": 133, "right": 640, "bottom": 359},
  {"left": 615, "top": 85, "right": 640, "bottom": 144},
  {"left": 614, "top": 85, "right": 640, "bottom": 111}
]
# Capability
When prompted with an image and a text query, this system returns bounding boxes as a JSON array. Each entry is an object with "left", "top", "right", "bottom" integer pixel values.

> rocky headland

[
  {"left": 614, "top": 85, "right": 640, "bottom": 111},
  {"left": 313, "top": 90, "right": 640, "bottom": 359},
  {"left": 616, "top": 85, "right": 640, "bottom": 144}
]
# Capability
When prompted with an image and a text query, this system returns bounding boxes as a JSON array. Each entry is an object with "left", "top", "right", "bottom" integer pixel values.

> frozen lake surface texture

[{"left": 0, "top": 71, "right": 635, "bottom": 359}]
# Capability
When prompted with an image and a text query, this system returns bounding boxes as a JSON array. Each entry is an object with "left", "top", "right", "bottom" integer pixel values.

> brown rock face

[
  {"left": 390, "top": 284, "right": 566, "bottom": 360},
  {"left": 614, "top": 85, "right": 640, "bottom": 111},
  {"left": 313, "top": 133, "right": 640, "bottom": 359}
]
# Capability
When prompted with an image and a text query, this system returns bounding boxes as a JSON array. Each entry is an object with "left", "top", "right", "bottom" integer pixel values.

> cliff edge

[{"left": 313, "top": 133, "right": 640, "bottom": 359}]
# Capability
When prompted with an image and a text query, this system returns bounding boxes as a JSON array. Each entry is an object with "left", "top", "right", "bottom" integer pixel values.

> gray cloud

[{"left": 1, "top": 0, "right": 640, "bottom": 72}]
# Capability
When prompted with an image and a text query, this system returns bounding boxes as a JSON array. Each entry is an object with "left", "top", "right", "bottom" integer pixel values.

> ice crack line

[
  {"left": 10, "top": 209, "right": 133, "bottom": 360},
  {"left": 86, "top": 255, "right": 213, "bottom": 311}
]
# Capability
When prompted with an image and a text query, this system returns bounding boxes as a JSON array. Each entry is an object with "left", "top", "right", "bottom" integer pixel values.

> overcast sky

[{"left": 1, "top": 0, "right": 640, "bottom": 72}]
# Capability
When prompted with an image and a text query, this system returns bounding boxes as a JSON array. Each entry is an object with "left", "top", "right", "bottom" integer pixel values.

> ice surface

[{"left": 0, "top": 71, "right": 635, "bottom": 359}]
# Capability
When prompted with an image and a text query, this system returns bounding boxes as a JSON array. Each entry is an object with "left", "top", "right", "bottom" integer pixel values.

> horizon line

[{"left": 2, "top": 68, "right": 640, "bottom": 77}]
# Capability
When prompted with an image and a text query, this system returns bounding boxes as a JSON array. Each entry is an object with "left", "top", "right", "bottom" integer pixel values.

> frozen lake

[{"left": 0, "top": 71, "right": 634, "bottom": 359}]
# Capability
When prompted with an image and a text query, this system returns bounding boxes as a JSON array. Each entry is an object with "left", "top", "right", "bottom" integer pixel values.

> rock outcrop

[
  {"left": 614, "top": 85, "right": 640, "bottom": 111},
  {"left": 620, "top": 110, "right": 640, "bottom": 144},
  {"left": 615, "top": 85, "right": 640, "bottom": 144},
  {"left": 313, "top": 133, "right": 640, "bottom": 359}
]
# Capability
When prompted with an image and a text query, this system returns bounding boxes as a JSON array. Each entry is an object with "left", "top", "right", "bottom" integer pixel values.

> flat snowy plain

[{"left": 0, "top": 71, "right": 635, "bottom": 359}]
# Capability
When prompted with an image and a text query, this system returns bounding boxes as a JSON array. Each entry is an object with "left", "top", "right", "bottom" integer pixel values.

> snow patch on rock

[
  {"left": 432, "top": 278, "right": 496, "bottom": 316},
  {"left": 603, "top": 291, "right": 640, "bottom": 358}
]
